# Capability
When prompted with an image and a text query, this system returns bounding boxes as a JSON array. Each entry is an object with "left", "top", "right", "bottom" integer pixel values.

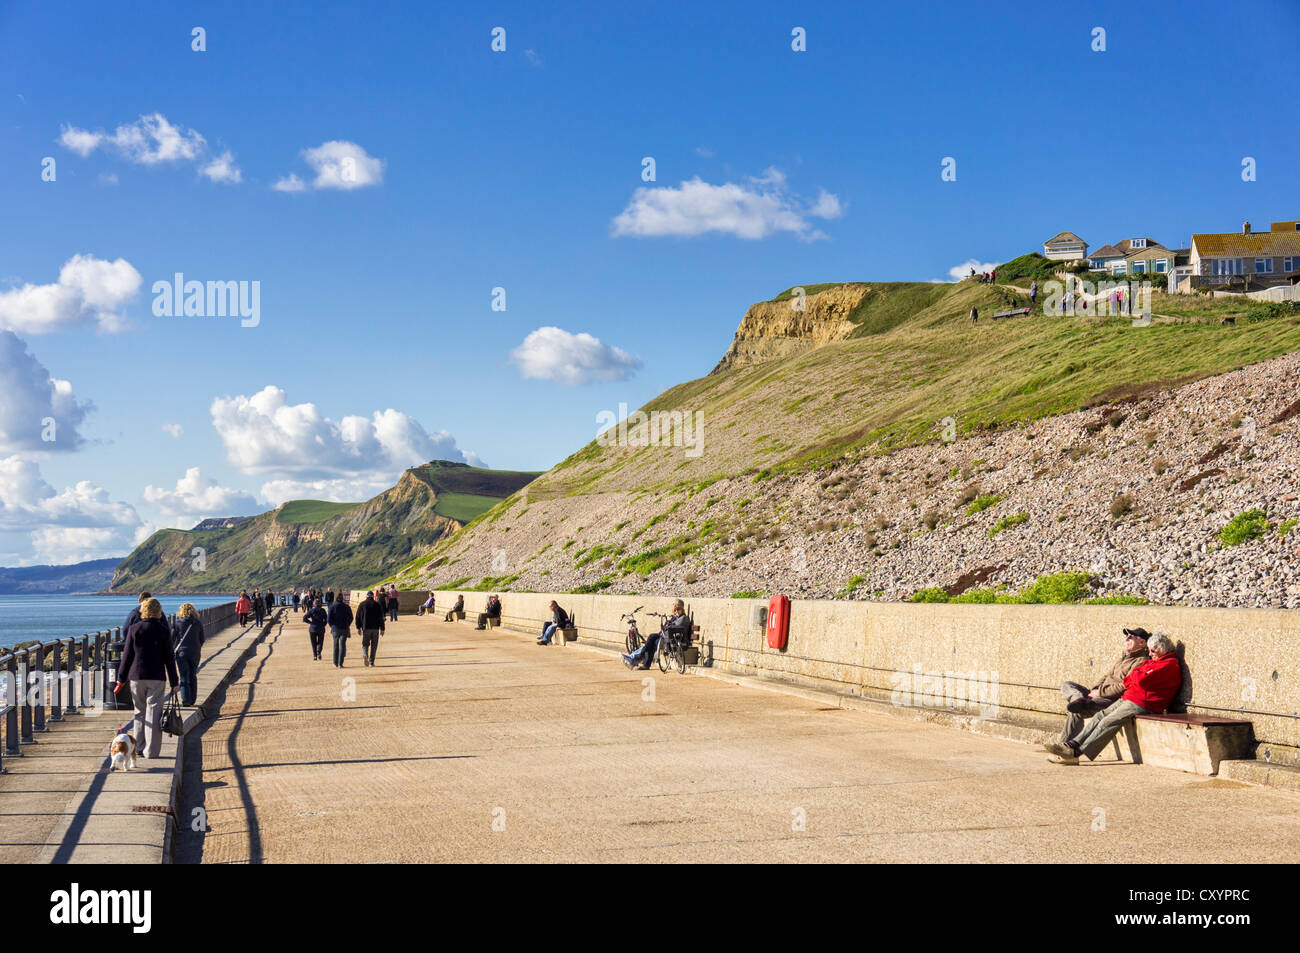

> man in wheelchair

[{"left": 621, "top": 599, "right": 691, "bottom": 670}]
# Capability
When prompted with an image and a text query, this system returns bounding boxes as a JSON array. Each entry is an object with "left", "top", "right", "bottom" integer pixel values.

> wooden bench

[
  {"left": 485, "top": 617, "right": 500, "bottom": 629},
  {"left": 1115, "top": 712, "right": 1254, "bottom": 776}
]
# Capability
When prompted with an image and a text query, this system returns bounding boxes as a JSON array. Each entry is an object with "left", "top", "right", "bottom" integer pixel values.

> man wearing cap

[
  {"left": 1048, "top": 631, "right": 1183, "bottom": 764},
  {"left": 1050, "top": 627, "right": 1150, "bottom": 750}
]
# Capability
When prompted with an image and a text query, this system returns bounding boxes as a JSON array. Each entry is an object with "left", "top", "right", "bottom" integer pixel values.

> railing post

[
  {"left": 79, "top": 635, "right": 90, "bottom": 711},
  {"left": 49, "top": 641, "right": 63, "bottom": 722},
  {"left": 32, "top": 644, "right": 46, "bottom": 732},
  {"left": 5, "top": 655, "right": 20, "bottom": 757},
  {"left": 64, "top": 639, "right": 78, "bottom": 716},
  {"left": 18, "top": 649, "right": 33, "bottom": 743}
]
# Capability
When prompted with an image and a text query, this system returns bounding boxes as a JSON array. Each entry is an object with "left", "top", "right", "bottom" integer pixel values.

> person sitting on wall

[
  {"left": 1049, "top": 627, "right": 1150, "bottom": 753},
  {"left": 417, "top": 591, "right": 436, "bottom": 616},
  {"left": 621, "top": 600, "right": 690, "bottom": 670},
  {"left": 475, "top": 595, "right": 501, "bottom": 630},
  {"left": 1047, "top": 631, "right": 1182, "bottom": 764},
  {"left": 444, "top": 594, "right": 464, "bottom": 622},
  {"left": 537, "top": 600, "right": 570, "bottom": 645}
]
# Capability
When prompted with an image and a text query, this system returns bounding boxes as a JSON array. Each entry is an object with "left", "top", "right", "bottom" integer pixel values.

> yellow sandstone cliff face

[{"left": 712, "top": 284, "right": 868, "bottom": 372}]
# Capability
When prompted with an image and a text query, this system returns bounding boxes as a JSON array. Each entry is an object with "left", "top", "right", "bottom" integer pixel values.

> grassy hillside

[{"left": 110, "top": 461, "right": 539, "bottom": 592}]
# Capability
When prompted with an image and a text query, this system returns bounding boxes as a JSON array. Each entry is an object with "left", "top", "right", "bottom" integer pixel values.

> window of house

[
  {"left": 1212, "top": 258, "right": 1243, "bottom": 275},
  {"left": 1285, "top": 257, "right": 1297, "bottom": 272},
  {"left": 1131, "top": 238, "right": 1147, "bottom": 249},
  {"left": 1155, "top": 259, "right": 1168, "bottom": 273},
  {"left": 1132, "top": 260, "right": 1147, "bottom": 274},
  {"left": 1255, "top": 258, "right": 1274, "bottom": 274},
  {"left": 1111, "top": 262, "right": 1127, "bottom": 276}
]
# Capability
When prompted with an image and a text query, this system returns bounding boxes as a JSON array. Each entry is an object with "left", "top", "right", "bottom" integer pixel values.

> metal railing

[{"left": 0, "top": 599, "right": 240, "bottom": 773}]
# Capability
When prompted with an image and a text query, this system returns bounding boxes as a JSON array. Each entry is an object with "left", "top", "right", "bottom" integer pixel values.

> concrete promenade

[
  {"left": 0, "top": 614, "right": 278, "bottom": 864},
  {"left": 173, "top": 611, "right": 1300, "bottom": 863}
]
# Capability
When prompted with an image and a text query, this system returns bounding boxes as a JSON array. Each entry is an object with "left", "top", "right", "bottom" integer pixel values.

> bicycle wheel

[
  {"left": 626, "top": 632, "right": 641, "bottom": 654},
  {"left": 657, "top": 642, "right": 670, "bottom": 673},
  {"left": 673, "top": 645, "right": 686, "bottom": 674}
]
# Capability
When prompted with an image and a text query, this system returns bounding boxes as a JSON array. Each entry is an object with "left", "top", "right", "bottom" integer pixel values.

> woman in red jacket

[
  {"left": 1049, "top": 632, "right": 1183, "bottom": 763},
  {"left": 235, "top": 591, "right": 252, "bottom": 626}
]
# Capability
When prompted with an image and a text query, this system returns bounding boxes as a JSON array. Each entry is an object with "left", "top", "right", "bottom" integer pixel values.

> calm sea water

[{"left": 0, "top": 594, "right": 237, "bottom": 650}]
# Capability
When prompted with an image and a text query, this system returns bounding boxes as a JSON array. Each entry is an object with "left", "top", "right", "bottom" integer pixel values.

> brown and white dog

[{"left": 109, "top": 730, "right": 138, "bottom": 772}]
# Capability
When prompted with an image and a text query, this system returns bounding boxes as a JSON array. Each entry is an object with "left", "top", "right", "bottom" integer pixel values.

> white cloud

[
  {"left": 523, "top": 49, "right": 543, "bottom": 67},
  {"left": 58, "top": 113, "right": 242, "bottom": 183},
  {"left": 0, "top": 254, "right": 141, "bottom": 334},
  {"left": 259, "top": 476, "right": 393, "bottom": 507},
  {"left": 611, "top": 167, "right": 842, "bottom": 241},
  {"left": 0, "top": 456, "right": 141, "bottom": 565},
  {"left": 276, "top": 140, "right": 384, "bottom": 192},
  {"left": 200, "top": 150, "right": 242, "bottom": 184},
  {"left": 0, "top": 332, "right": 92, "bottom": 452},
  {"left": 143, "top": 467, "right": 259, "bottom": 522},
  {"left": 272, "top": 173, "right": 306, "bottom": 193},
  {"left": 694, "top": 146, "right": 714, "bottom": 158},
  {"left": 944, "top": 259, "right": 1001, "bottom": 282},
  {"left": 509, "top": 326, "right": 642, "bottom": 385},
  {"left": 98, "top": 172, "right": 118, "bottom": 186},
  {"left": 209, "top": 386, "right": 474, "bottom": 479},
  {"left": 161, "top": 423, "right": 183, "bottom": 439}
]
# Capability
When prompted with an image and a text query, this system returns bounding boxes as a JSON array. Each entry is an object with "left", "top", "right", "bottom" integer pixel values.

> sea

[{"left": 0, "top": 594, "right": 237, "bottom": 651}]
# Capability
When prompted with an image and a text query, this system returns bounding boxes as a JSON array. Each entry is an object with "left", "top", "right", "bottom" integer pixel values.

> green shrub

[
  {"left": 988, "top": 512, "right": 1028, "bottom": 537},
  {"left": 907, "top": 587, "right": 950, "bottom": 603},
  {"left": 1018, "top": 572, "right": 1095, "bottom": 604},
  {"left": 1220, "top": 509, "right": 1270, "bottom": 546},
  {"left": 965, "top": 493, "right": 1004, "bottom": 516},
  {"left": 1084, "top": 594, "right": 1150, "bottom": 605},
  {"left": 730, "top": 590, "right": 762, "bottom": 599},
  {"left": 1278, "top": 518, "right": 1298, "bottom": 538}
]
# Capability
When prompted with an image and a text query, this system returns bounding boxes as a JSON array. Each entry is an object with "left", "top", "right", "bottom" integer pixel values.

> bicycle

[
  {"left": 645, "top": 611, "right": 688, "bottom": 674},
  {"left": 621, "top": 606, "right": 645, "bottom": 654}
]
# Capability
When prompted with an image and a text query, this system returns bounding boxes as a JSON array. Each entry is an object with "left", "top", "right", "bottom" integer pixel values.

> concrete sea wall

[{"left": 387, "top": 589, "right": 1299, "bottom": 765}]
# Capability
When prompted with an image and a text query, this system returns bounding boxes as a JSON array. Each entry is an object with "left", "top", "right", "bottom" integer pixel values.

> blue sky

[{"left": 1, "top": 0, "right": 1297, "bottom": 564}]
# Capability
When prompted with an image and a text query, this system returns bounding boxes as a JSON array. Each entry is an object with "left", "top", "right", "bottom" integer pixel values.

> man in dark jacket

[
  {"left": 444, "top": 594, "right": 464, "bottom": 622},
  {"left": 303, "top": 599, "right": 328, "bottom": 661},
  {"left": 252, "top": 589, "right": 265, "bottom": 626},
  {"left": 1053, "top": 627, "right": 1149, "bottom": 747},
  {"left": 326, "top": 596, "right": 354, "bottom": 667},
  {"left": 537, "top": 600, "right": 569, "bottom": 645},
  {"left": 622, "top": 600, "right": 690, "bottom": 670},
  {"left": 121, "top": 591, "right": 152, "bottom": 636},
  {"left": 475, "top": 595, "right": 501, "bottom": 630},
  {"left": 265, "top": 590, "right": 275, "bottom": 615},
  {"left": 292, "top": 590, "right": 301, "bottom": 613},
  {"left": 354, "top": 591, "right": 386, "bottom": 667}
]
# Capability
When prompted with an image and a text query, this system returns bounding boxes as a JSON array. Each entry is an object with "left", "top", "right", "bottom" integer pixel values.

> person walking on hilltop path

[
  {"left": 170, "top": 602, "right": 206, "bottom": 706},
  {"left": 235, "top": 591, "right": 252, "bottom": 626},
  {"left": 116, "top": 598, "right": 179, "bottom": 760},
  {"left": 355, "top": 591, "right": 385, "bottom": 667},
  {"left": 303, "top": 599, "right": 328, "bottom": 661},
  {"left": 327, "top": 594, "right": 354, "bottom": 667},
  {"left": 1029, "top": 279, "right": 1038, "bottom": 310}
]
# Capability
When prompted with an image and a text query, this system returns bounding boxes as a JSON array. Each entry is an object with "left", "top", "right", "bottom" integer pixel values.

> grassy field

[
  {"left": 278, "top": 500, "right": 364, "bottom": 523},
  {"left": 432, "top": 492, "right": 506, "bottom": 523}
]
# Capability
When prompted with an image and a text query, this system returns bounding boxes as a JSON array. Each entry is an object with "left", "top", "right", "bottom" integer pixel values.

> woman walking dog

[{"left": 115, "top": 597, "right": 179, "bottom": 760}]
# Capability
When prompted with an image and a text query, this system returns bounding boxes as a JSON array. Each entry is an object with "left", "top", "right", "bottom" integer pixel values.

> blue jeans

[
  {"left": 540, "top": 622, "right": 558, "bottom": 644},
  {"left": 331, "top": 627, "right": 348, "bottom": 666},
  {"left": 626, "top": 633, "right": 660, "bottom": 668},
  {"left": 388, "top": 604, "right": 398, "bottom": 621},
  {"left": 176, "top": 652, "right": 199, "bottom": 706}
]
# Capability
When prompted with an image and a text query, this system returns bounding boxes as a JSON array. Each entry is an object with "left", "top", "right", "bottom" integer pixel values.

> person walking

[
  {"left": 235, "top": 590, "right": 252, "bottom": 626},
  {"left": 265, "top": 590, "right": 276, "bottom": 616},
  {"left": 327, "top": 594, "right": 354, "bottom": 667},
  {"left": 969, "top": 306, "right": 978, "bottom": 324},
  {"left": 325, "top": 588, "right": 335, "bottom": 607},
  {"left": 354, "top": 590, "right": 385, "bottom": 667},
  {"left": 303, "top": 598, "right": 328, "bottom": 661},
  {"left": 114, "top": 598, "right": 179, "bottom": 759},
  {"left": 121, "top": 591, "right": 152, "bottom": 635},
  {"left": 292, "top": 590, "right": 301, "bottom": 614},
  {"left": 1029, "top": 279, "right": 1038, "bottom": 309},
  {"left": 387, "top": 585, "right": 400, "bottom": 622},
  {"left": 252, "top": 589, "right": 266, "bottom": 627},
  {"left": 170, "top": 602, "right": 206, "bottom": 706}
]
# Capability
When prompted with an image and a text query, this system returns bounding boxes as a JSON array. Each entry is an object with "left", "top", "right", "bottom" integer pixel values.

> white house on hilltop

[{"left": 1042, "top": 232, "right": 1088, "bottom": 261}]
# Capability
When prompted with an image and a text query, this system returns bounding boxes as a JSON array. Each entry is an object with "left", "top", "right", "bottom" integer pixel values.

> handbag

[{"left": 160, "top": 691, "right": 185, "bottom": 736}]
